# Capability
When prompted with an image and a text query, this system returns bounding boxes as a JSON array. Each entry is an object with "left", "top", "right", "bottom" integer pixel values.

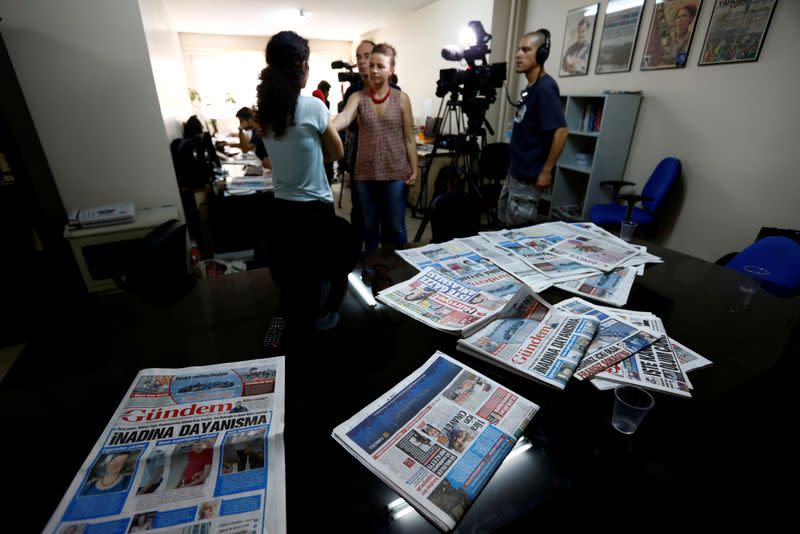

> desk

[
  {"left": 2, "top": 241, "right": 797, "bottom": 531},
  {"left": 207, "top": 163, "right": 273, "bottom": 254}
]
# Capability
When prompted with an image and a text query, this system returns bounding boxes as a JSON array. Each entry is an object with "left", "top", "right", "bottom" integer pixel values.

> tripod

[{"left": 413, "top": 93, "right": 490, "bottom": 242}]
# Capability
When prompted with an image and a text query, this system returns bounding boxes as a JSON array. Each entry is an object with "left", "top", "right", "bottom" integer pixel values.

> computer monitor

[{"left": 424, "top": 117, "right": 441, "bottom": 139}]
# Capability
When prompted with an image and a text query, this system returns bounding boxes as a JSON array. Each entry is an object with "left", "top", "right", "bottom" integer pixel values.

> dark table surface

[{"left": 2, "top": 240, "right": 798, "bottom": 531}]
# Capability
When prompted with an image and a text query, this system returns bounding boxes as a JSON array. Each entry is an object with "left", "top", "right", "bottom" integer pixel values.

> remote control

[{"left": 263, "top": 315, "right": 288, "bottom": 355}]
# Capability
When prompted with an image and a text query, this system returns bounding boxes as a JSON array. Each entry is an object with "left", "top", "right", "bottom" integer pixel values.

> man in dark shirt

[
  {"left": 225, "top": 107, "right": 270, "bottom": 169},
  {"left": 498, "top": 30, "right": 568, "bottom": 227}
]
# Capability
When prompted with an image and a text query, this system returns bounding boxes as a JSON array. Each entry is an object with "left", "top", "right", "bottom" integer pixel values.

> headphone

[{"left": 535, "top": 28, "right": 551, "bottom": 66}]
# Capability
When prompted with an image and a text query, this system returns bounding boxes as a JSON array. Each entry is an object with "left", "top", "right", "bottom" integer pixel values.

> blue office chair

[
  {"left": 590, "top": 157, "right": 681, "bottom": 230},
  {"left": 725, "top": 236, "right": 800, "bottom": 294}
]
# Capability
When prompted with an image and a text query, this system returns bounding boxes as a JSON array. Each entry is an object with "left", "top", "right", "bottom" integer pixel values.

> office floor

[{"left": 0, "top": 177, "right": 429, "bottom": 383}]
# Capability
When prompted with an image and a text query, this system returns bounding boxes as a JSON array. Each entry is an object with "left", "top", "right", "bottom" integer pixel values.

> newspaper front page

[
  {"left": 395, "top": 241, "right": 522, "bottom": 300},
  {"left": 46, "top": 358, "right": 286, "bottom": 534},
  {"left": 376, "top": 268, "right": 508, "bottom": 335},
  {"left": 332, "top": 351, "right": 539, "bottom": 531},
  {"left": 554, "top": 298, "right": 660, "bottom": 380},
  {"left": 590, "top": 336, "right": 693, "bottom": 397},
  {"left": 458, "top": 299, "right": 600, "bottom": 389},
  {"left": 544, "top": 234, "right": 641, "bottom": 272}
]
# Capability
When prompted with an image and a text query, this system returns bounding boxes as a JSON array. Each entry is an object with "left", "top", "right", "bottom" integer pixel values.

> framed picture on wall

[
  {"left": 559, "top": 3, "right": 600, "bottom": 77},
  {"left": 641, "top": 0, "right": 704, "bottom": 70},
  {"left": 698, "top": 0, "right": 778, "bottom": 65},
  {"left": 595, "top": 0, "right": 646, "bottom": 74}
]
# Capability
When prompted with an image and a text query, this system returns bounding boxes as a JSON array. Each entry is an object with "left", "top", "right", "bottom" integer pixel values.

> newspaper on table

[
  {"left": 395, "top": 241, "right": 522, "bottom": 300},
  {"left": 590, "top": 307, "right": 712, "bottom": 392},
  {"left": 594, "top": 306, "right": 713, "bottom": 372},
  {"left": 544, "top": 233, "right": 641, "bottom": 272},
  {"left": 478, "top": 230, "right": 599, "bottom": 284},
  {"left": 590, "top": 336, "right": 693, "bottom": 398},
  {"left": 332, "top": 351, "right": 539, "bottom": 532},
  {"left": 554, "top": 297, "right": 660, "bottom": 380},
  {"left": 376, "top": 268, "right": 508, "bottom": 336},
  {"left": 46, "top": 358, "right": 286, "bottom": 534},
  {"left": 554, "top": 266, "right": 638, "bottom": 306},
  {"left": 456, "top": 235, "right": 559, "bottom": 292},
  {"left": 457, "top": 288, "right": 600, "bottom": 389}
]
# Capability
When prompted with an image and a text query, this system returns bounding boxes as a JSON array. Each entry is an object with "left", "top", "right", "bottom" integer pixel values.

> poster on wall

[
  {"left": 595, "top": 0, "right": 646, "bottom": 73},
  {"left": 641, "top": 0, "right": 704, "bottom": 69},
  {"left": 559, "top": 3, "right": 600, "bottom": 77},
  {"left": 698, "top": 0, "right": 778, "bottom": 65}
]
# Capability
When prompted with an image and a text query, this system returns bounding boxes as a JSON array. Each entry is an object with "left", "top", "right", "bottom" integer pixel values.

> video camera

[
  {"left": 331, "top": 60, "right": 361, "bottom": 84},
  {"left": 436, "top": 21, "right": 506, "bottom": 135}
]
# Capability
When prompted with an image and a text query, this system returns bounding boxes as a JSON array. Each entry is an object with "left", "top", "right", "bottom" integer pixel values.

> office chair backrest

[
  {"left": 726, "top": 236, "right": 800, "bottom": 293},
  {"left": 640, "top": 157, "right": 681, "bottom": 214},
  {"left": 114, "top": 219, "right": 195, "bottom": 305}
]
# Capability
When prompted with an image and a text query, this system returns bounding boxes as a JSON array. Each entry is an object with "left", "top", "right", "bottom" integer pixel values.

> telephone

[{"left": 68, "top": 202, "right": 136, "bottom": 228}]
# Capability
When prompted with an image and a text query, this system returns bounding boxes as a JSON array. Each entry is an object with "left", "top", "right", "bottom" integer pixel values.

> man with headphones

[{"left": 498, "top": 29, "right": 568, "bottom": 227}]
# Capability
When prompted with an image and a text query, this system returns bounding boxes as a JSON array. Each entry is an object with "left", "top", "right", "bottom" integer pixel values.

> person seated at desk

[
  {"left": 256, "top": 30, "right": 360, "bottom": 331},
  {"left": 220, "top": 107, "right": 271, "bottom": 169}
]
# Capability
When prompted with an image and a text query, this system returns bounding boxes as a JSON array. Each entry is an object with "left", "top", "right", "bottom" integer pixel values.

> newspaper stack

[
  {"left": 397, "top": 222, "right": 662, "bottom": 307},
  {"left": 376, "top": 268, "right": 509, "bottom": 336},
  {"left": 46, "top": 358, "right": 286, "bottom": 534},
  {"left": 457, "top": 288, "right": 600, "bottom": 389},
  {"left": 553, "top": 297, "right": 661, "bottom": 380},
  {"left": 588, "top": 307, "right": 712, "bottom": 397},
  {"left": 332, "top": 351, "right": 539, "bottom": 531}
]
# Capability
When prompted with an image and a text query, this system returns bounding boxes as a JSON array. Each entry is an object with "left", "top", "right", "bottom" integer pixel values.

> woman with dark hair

[
  {"left": 332, "top": 43, "right": 417, "bottom": 253},
  {"left": 256, "top": 31, "right": 359, "bottom": 330}
]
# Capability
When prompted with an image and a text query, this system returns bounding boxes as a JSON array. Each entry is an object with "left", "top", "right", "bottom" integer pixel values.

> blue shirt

[
  {"left": 264, "top": 96, "right": 333, "bottom": 203},
  {"left": 509, "top": 74, "right": 566, "bottom": 182}
]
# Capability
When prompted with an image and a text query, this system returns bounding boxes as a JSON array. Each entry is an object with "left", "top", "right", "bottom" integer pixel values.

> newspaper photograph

[
  {"left": 555, "top": 298, "right": 660, "bottom": 380},
  {"left": 332, "top": 351, "right": 539, "bottom": 531},
  {"left": 555, "top": 266, "right": 637, "bottom": 306},
  {"left": 376, "top": 268, "right": 509, "bottom": 336},
  {"left": 458, "top": 295, "right": 600, "bottom": 390},
  {"left": 590, "top": 336, "right": 693, "bottom": 397},
  {"left": 46, "top": 358, "right": 286, "bottom": 534},
  {"left": 395, "top": 241, "right": 522, "bottom": 300}
]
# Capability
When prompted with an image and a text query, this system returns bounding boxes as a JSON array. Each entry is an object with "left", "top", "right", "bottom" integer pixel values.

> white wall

[
  {"left": 2, "top": 0, "right": 182, "bottom": 214},
  {"left": 139, "top": 0, "right": 192, "bottom": 141},
  {"left": 525, "top": 0, "right": 799, "bottom": 262},
  {"left": 364, "top": 0, "right": 495, "bottom": 126},
  {"left": 179, "top": 32, "right": 352, "bottom": 132}
]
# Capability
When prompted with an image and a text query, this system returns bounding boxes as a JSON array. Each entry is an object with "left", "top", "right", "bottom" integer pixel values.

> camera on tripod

[
  {"left": 331, "top": 60, "right": 361, "bottom": 84},
  {"left": 436, "top": 21, "right": 506, "bottom": 102}
]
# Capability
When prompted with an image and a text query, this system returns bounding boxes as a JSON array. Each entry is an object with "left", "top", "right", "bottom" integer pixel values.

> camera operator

[{"left": 498, "top": 29, "right": 568, "bottom": 227}]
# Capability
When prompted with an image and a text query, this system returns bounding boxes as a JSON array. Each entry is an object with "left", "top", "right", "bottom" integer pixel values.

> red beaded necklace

[{"left": 369, "top": 87, "right": 390, "bottom": 104}]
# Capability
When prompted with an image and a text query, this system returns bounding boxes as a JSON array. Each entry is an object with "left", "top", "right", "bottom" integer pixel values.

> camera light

[{"left": 459, "top": 27, "right": 478, "bottom": 47}]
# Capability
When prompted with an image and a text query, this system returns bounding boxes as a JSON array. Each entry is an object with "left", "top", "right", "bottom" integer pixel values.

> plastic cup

[
  {"left": 739, "top": 265, "right": 770, "bottom": 295},
  {"left": 619, "top": 220, "right": 637, "bottom": 242},
  {"left": 612, "top": 385, "right": 654, "bottom": 434}
]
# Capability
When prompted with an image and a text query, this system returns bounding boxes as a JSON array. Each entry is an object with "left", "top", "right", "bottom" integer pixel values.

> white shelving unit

[{"left": 546, "top": 93, "right": 642, "bottom": 221}]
